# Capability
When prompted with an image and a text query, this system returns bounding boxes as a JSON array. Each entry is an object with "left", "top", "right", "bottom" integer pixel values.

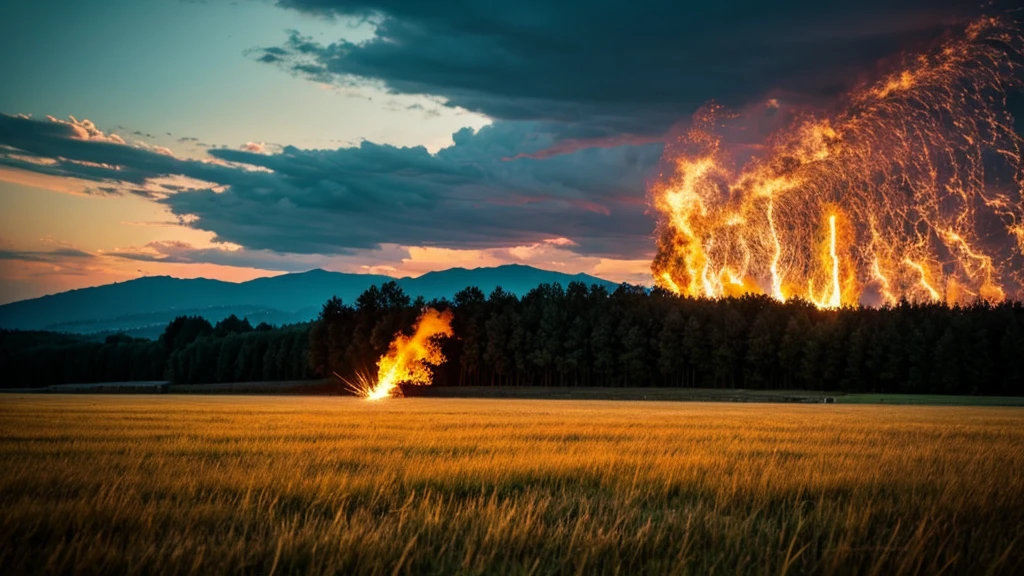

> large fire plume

[
  {"left": 347, "top": 308, "right": 454, "bottom": 400},
  {"left": 651, "top": 18, "right": 1024, "bottom": 307}
]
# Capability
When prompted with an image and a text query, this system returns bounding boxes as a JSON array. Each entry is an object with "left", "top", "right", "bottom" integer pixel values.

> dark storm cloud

[
  {"left": 173, "top": 121, "right": 661, "bottom": 257},
  {"left": 0, "top": 114, "right": 660, "bottom": 258},
  {"left": 261, "top": 0, "right": 989, "bottom": 137}
]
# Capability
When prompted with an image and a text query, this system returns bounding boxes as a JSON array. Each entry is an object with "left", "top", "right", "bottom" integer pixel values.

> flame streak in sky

[
  {"left": 350, "top": 308, "right": 454, "bottom": 401},
  {"left": 651, "top": 18, "right": 1024, "bottom": 307}
]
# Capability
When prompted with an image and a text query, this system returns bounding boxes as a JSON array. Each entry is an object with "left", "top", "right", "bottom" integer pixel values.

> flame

[
  {"left": 808, "top": 214, "right": 842, "bottom": 309},
  {"left": 347, "top": 308, "right": 454, "bottom": 401},
  {"left": 651, "top": 17, "right": 1024, "bottom": 307}
]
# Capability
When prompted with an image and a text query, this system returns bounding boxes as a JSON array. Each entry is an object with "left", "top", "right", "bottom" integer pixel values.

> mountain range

[{"left": 0, "top": 265, "right": 620, "bottom": 339}]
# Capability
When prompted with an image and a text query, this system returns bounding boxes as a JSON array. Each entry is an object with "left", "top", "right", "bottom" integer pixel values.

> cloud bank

[
  {"left": 1, "top": 114, "right": 661, "bottom": 259},
  {"left": 259, "top": 0, "right": 989, "bottom": 137}
]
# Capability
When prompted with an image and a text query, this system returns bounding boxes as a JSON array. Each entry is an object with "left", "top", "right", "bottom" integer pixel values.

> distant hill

[{"left": 0, "top": 265, "right": 619, "bottom": 335}]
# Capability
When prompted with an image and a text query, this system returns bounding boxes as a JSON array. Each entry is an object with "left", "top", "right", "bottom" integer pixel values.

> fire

[
  {"left": 808, "top": 214, "right": 842, "bottom": 309},
  {"left": 651, "top": 17, "right": 1024, "bottom": 307},
  {"left": 347, "top": 308, "right": 454, "bottom": 400}
]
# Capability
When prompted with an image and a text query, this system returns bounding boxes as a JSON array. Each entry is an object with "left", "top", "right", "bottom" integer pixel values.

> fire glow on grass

[
  {"left": 650, "top": 17, "right": 1024, "bottom": 307},
  {"left": 345, "top": 308, "right": 454, "bottom": 401}
]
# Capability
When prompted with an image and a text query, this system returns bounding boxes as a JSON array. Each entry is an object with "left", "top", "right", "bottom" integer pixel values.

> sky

[{"left": 0, "top": 0, "right": 996, "bottom": 304}]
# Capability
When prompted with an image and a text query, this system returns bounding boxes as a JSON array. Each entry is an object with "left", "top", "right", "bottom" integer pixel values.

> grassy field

[
  {"left": 835, "top": 393, "right": 1024, "bottom": 406},
  {"left": 410, "top": 386, "right": 1024, "bottom": 406},
  {"left": 1, "top": 396, "right": 1022, "bottom": 575}
]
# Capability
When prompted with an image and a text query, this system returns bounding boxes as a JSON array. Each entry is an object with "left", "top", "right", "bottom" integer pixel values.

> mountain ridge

[{"left": 0, "top": 265, "right": 621, "bottom": 334}]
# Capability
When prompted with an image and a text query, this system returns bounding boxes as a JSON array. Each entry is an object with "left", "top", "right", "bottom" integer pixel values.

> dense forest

[
  {"left": 2, "top": 281, "right": 1023, "bottom": 394},
  {"left": 1, "top": 316, "right": 313, "bottom": 387}
]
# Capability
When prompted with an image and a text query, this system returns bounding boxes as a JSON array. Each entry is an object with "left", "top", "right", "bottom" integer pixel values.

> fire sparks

[
  {"left": 346, "top": 308, "right": 454, "bottom": 401},
  {"left": 651, "top": 17, "right": 1024, "bottom": 307}
]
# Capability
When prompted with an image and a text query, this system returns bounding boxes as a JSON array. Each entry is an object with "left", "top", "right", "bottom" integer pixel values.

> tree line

[
  {"left": 309, "top": 281, "right": 1024, "bottom": 395},
  {"left": 0, "top": 315, "right": 311, "bottom": 387},
  {"left": 1, "top": 331, "right": 165, "bottom": 386},
  {"left": 2, "top": 280, "right": 1022, "bottom": 394}
]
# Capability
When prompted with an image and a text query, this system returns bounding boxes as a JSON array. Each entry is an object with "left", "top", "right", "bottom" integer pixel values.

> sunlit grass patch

[{"left": 0, "top": 396, "right": 1021, "bottom": 575}]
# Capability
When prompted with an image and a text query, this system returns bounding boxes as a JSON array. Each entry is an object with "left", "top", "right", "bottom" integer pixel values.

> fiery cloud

[{"left": 651, "top": 18, "right": 1024, "bottom": 306}]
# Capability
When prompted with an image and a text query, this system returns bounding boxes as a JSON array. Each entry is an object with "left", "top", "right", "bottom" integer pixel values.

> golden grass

[{"left": 1, "top": 395, "right": 1022, "bottom": 575}]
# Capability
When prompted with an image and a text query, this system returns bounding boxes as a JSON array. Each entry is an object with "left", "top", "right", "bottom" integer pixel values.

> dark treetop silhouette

[{"left": 3, "top": 280, "right": 1022, "bottom": 395}]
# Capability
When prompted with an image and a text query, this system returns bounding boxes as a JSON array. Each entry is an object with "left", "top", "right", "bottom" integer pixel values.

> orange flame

[
  {"left": 348, "top": 308, "right": 454, "bottom": 401},
  {"left": 808, "top": 214, "right": 842, "bottom": 309},
  {"left": 650, "top": 17, "right": 1024, "bottom": 307}
]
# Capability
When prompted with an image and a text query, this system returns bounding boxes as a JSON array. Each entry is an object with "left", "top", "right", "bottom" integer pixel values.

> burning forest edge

[
  {"left": 3, "top": 280, "right": 1022, "bottom": 396},
  {"left": 652, "top": 17, "right": 1024, "bottom": 307}
]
